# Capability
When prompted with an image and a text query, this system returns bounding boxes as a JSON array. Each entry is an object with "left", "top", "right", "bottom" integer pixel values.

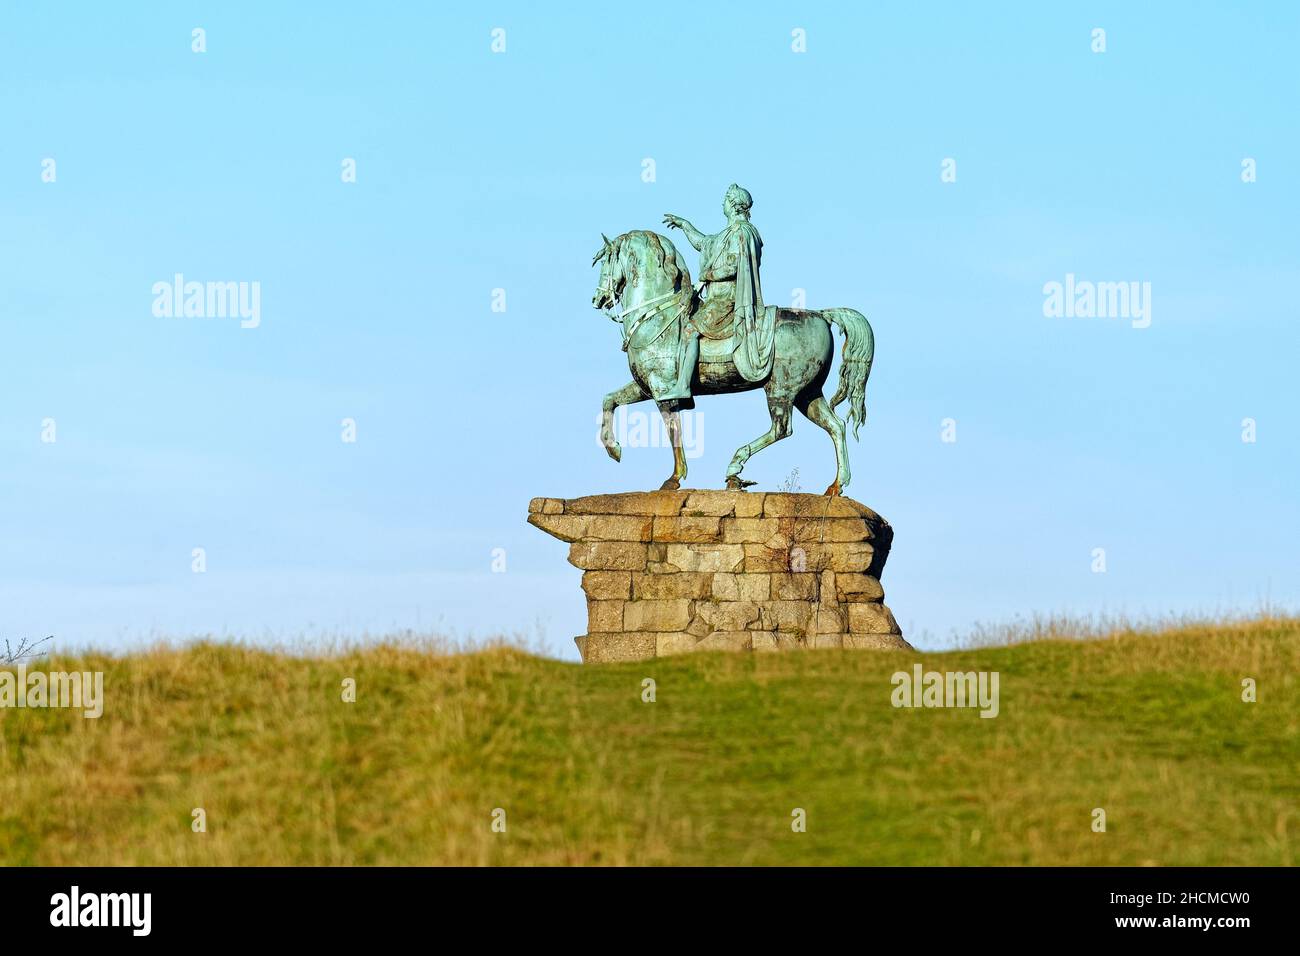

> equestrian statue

[{"left": 591, "top": 184, "right": 874, "bottom": 497}]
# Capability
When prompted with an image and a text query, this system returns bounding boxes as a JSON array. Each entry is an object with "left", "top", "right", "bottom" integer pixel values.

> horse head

[
  {"left": 591, "top": 231, "right": 690, "bottom": 313},
  {"left": 591, "top": 233, "right": 621, "bottom": 310}
]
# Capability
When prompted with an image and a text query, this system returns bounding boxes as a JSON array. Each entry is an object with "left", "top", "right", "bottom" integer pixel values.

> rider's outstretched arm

[
  {"left": 665, "top": 214, "right": 706, "bottom": 251},
  {"left": 680, "top": 222, "right": 706, "bottom": 250}
]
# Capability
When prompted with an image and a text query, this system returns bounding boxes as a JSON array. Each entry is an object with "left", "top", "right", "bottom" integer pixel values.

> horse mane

[{"left": 612, "top": 230, "right": 692, "bottom": 291}]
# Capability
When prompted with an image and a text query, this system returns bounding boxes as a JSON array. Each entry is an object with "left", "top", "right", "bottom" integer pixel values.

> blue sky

[{"left": 2, "top": 2, "right": 1296, "bottom": 658}]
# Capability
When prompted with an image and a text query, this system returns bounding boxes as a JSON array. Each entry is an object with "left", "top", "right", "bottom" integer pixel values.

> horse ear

[{"left": 593, "top": 233, "right": 614, "bottom": 266}]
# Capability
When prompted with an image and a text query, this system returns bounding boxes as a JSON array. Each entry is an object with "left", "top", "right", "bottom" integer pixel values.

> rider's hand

[{"left": 662, "top": 213, "right": 683, "bottom": 230}]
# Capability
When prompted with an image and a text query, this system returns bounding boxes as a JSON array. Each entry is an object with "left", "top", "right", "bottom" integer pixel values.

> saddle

[
  {"left": 699, "top": 305, "right": 791, "bottom": 363},
  {"left": 698, "top": 334, "right": 737, "bottom": 363}
]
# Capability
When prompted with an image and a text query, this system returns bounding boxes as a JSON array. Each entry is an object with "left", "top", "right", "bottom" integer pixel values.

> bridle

[
  {"left": 596, "top": 273, "right": 622, "bottom": 315},
  {"left": 596, "top": 245, "right": 690, "bottom": 351},
  {"left": 601, "top": 282, "right": 689, "bottom": 352}
]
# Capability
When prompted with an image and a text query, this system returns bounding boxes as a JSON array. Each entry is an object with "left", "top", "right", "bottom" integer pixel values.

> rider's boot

[{"left": 658, "top": 331, "right": 699, "bottom": 401}]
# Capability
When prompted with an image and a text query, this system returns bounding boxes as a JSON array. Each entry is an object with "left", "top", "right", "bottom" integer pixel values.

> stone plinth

[{"left": 528, "top": 490, "right": 910, "bottom": 663}]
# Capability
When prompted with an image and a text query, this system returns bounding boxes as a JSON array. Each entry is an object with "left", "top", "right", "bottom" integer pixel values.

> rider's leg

[{"left": 659, "top": 328, "right": 699, "bottom": 401}]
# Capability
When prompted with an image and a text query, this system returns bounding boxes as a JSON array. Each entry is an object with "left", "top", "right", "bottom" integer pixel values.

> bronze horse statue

[{"left": 591, "top": 230, "right": 874, "bottom": 496}]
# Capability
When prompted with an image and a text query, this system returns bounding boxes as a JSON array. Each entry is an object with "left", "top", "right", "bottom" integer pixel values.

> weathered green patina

[{"left": 592, "top": 185, "right": 874, "bottom": 496}]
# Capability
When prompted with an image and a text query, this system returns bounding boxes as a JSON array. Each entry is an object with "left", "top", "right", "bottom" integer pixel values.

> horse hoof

[
  {"left": 823, "top": 482, "right": 842, "bottom": 497},
  {"left": 660, "top": 478, "right": 680, "bottom": 491},
  {"left": 725, "top": 476, "right": 756, "bottom": 491}
]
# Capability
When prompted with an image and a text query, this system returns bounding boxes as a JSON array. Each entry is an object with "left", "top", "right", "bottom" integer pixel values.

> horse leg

[
  {"left": 656, "top": 401, "right": 689, "bottom": 490},
  {"left": 725, "top": 393, "right": 793, "bottom": 490},
  {"left": 601, "top": 380, "right": 649, "bottom": 462},
  {"left": 796, "top": 389, "right": 851, "bottom": 496}
]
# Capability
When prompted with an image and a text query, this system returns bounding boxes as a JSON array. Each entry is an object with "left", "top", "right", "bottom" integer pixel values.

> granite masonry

[{"left": 528, "top": 490, "right": 910, "bottom": 662}]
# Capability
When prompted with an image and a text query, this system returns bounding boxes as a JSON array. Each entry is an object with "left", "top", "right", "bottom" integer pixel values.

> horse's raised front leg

[
  {"left": 796, "top": 390, "right": 851, "bottom": 496},
  {"left": 656, "top": 401, "right": 688, "bottom": 491},
  {"left": 601, "top": 380, "right": 648, "bottom": 462},
  {"left": 725, "top": 395, "right": 793, "bottom": 490}
]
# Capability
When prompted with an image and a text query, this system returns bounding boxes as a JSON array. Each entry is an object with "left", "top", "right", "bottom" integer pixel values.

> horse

[{"left": 591, "top": 230, "right": 874, "bottom": 496}]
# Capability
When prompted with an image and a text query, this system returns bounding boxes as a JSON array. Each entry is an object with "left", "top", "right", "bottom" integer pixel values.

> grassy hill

[{"left": 2, "top": 617, "right": 1296, "bottom": 866}]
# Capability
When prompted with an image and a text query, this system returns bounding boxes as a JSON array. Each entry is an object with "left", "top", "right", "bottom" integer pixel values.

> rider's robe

[{"left": 693, "top": 220, "right": 775, "bottom": 381}]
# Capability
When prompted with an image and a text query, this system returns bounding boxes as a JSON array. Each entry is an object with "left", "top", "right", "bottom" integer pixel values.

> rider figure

[{"left": 661, "top": 183, "right": 765, "bottom": 401}]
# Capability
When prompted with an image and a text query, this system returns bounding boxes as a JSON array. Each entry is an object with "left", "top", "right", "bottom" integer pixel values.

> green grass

[{"left": 1, "top": 617, "right": 1296, "bottom": 865}]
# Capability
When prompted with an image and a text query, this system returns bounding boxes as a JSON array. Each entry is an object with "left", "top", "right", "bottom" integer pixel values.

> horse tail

[{"left": 824, "top": 308, "right": 874, "bottom": 439}]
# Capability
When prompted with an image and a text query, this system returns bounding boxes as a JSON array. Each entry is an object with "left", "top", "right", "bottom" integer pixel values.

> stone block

[
  {"left": 577, "top": 632, "right": 657, "bottom": 663},
  {"left": 663, "top": 543, "right": 745, "bottom": 573},
  {"left": 712, "top": 573, "right": 770, "bottom": 602},
  {"left": 623, "top": 599, "right": 693, "bottom": 632},
  {"left": 848, "top": 603, "right": 900, "bottom": 635},
  {"left": 529, "top": 512, "right": 651, "bottom": 543},
  {"left": 720, "top": 517, "right": 780, "bottom": 543},
  {"left": 652, "top": 515, "right": 723, "bottom": 543},
  {"left": 565, "top": 492, "right": 689, "bottom": 516},
  {"left": 695, "top": 600, "right": 762, "bottom": 631},
  {"left": 632, "top": 571, "right": 713, "bottom": 600},
  {"left": 742, "top": 543, "right": 796, "bottom": 573},
  {"left": 568, "top": 540, "right": 648, "bottom": 571},
  {"left": 582, "top": 571, "right": 631, "bottom": 600},
  {"left": 762, "top": 494, "right": 882, "bottom": 521},
  {"left": 760, "top": 601, "right": 815, "bottom": 632},
  {"left": 771, "top": 572, "right": 819, "bottom": 601},
  {"left": 812, "top": 607, "right": 844, "bottom": 634},
  {"left": 818, "top": 570, "right": 837, "bottom": 606},
  {"left": 587, "top": 600, "right": 625, "bottom": 633},
  {"left": 681, "top": 490, "right": 765, "bottom": 518},
  {"left": 696, "top": 631, "right": 753, "bottom": 652},
  {"left": 797, "top": 542, "right": 876, "bottom": 573},
  {"left": 835, "top": 573, "right": 885, "bottom": 602},
  {"left": 656, "top": 632, "right": 700, "bottom": 656}
]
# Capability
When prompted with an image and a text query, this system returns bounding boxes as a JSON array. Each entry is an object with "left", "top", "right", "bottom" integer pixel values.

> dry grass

[{"left": 1, "top": 616, "right": 1296, "bottom": 865}]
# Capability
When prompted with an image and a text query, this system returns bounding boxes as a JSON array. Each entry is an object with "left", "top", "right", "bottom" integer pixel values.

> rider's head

[{"left": 724, "top": 183, "right": 753, "bottom": 221}]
